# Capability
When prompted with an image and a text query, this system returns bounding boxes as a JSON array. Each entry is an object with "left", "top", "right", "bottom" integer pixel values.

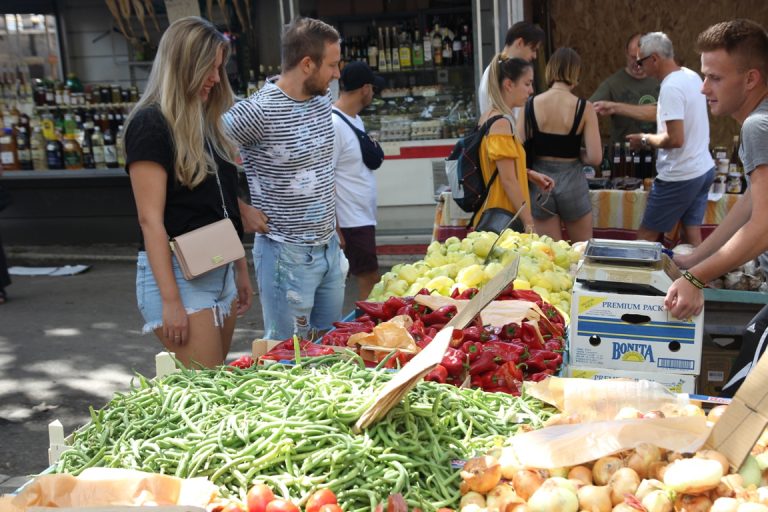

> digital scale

[{"left": 576, "top": 239, "right": 681, "bottom": 296}]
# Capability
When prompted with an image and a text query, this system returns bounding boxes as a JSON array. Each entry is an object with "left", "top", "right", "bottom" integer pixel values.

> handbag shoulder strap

[
  {"left": 332, "top": 108, "right": 365, "bottom": 137},
  {"left": 206, "top": 139, "right": 229, "bottom": 219}
]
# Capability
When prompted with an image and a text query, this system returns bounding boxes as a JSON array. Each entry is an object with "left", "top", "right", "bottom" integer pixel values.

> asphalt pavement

[{"left": 0, "top": 244, "right": 398, "bottom": 493}]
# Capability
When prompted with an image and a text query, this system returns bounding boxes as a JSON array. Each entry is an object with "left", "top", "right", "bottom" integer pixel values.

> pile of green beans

[{"left": 54, "top": 355, "right": 555, "bottom": 511}]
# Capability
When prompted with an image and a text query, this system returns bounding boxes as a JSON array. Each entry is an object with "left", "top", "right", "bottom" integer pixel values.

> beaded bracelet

[{"left": 682, "top": 270, "right": 705, "bottom": 290}]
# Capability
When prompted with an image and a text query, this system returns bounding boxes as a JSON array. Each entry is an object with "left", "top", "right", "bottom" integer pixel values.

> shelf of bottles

[
  {"left": 0, "top": 70, "right": 140, "bottom": 172},
  {"left": 338, "top": 15, "right": 477, "bottom": 142}
]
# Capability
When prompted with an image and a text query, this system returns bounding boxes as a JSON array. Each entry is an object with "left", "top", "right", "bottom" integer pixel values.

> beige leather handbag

[{"left": 170, "top": 158, "right": 244, "bottom": 280}]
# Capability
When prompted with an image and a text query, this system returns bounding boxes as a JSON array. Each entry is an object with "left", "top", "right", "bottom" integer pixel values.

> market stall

[{"left": 433, "top": 190, "right": 743, "bottom": 245}]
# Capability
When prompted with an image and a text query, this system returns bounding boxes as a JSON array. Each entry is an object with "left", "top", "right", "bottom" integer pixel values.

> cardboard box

[
  {"left": 697, "top": 345, "right": 740, "bottom": 397},
  {"left": 564, "top": 364, "right": 696, "bottom": 394},
  {"left": 569, "top": 282, "right": 704, "bottom": 374}
]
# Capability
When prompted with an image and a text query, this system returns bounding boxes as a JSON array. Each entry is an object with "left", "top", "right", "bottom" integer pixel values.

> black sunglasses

[{"left": 636, "top": 54, "right": 653, "bottom": 66}]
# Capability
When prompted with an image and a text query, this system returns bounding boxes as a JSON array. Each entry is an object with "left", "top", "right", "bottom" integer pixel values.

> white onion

[
  {"left": 641, "top": 489, "right": 672, "bottom": 512},
  {"left": 664, "top": 458, "right": 723, "bottom": 494},
  {"left": 498, "top": 447, "right": 523, "bottom": 480},
  {"left": 568, "top": 466, "right": 593, "bottom": 486},
  {"left": 460, "top": 491, "right": 486, "bottom": 509},
  {"left": 627, "top": 444, "right": 662, "bottom": 479},
  {"left": 593, "top": 456, "right": 624, "bottom": 486},
  {"left": 485, "top": 483, "right": 520, "bottom": 512},
  {"left": 526, "top": 480, "right": 578, "bottom": 512},
  {"left": 576, "top": 485, "right": 612, "bottom": 512},
  {"left": 711, "top": 497, "right": 740, "bottom": 512},
  {"left": 737, "top": 503, "right": 768, "bottom": 512},
  {"left": 608, "top": 468, "right": 640, "bottom": 506},
  {"left": 635, "top": 479, "right": 665, "bottom": 500},
  {"left": 695, "top": 450, "right": 731, "bottom": 476}
]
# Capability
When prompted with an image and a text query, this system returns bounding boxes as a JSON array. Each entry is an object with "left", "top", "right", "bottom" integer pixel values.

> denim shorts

[
  {"left": 529, "top": 159, "right": 592, "bottom": 221},
  {"left": 135, "top": 251, "right": 237, "bottom": 334},
  {"left": 252, "top": 235, "right": 345, "bottom": 340},
  {"left": 641, "top": 167, "right": 716, "bottom": 232}
]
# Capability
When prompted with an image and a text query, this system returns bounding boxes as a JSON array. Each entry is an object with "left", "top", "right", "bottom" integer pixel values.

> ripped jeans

[{"left": 252, "top": 235, "right": 345, "bottom": 340}]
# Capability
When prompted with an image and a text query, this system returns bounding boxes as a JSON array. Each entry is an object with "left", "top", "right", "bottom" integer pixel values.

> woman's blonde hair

[
  {"left": 545, "top": 47, "right": 581, "bottom": 87},
  {"left": 124, "top": 16, "right": 237, "bottom": 188},
  {"left": 486, "top": 53, "right": 533, "bottom": 118}
]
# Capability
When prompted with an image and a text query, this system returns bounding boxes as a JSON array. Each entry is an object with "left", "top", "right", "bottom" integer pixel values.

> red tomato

[
  {"left": 221, "top": 503, "right": 245, "bottom": 512},
  {"left": 317, "top": 505, "right": 343, "bottom": 512},
  {"left": 246, "top": 484, "right": 275, "bottom": 512},
  {"left": 264, "top": 499, "right": 300, "bottom": 512},
  {"left": 305, "top": 489, "right": 338, "bottom": 512}
]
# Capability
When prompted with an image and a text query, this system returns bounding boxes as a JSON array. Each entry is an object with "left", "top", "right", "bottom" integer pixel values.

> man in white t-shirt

[
  {"left": 333, "top": 61, "right": 385, "bottom": 299},
  {"left": 626, "top": 32, "right": 715, "bottom": 246},
  {"left": 477, "top": 22, "right": 544, "bottom": 116}
]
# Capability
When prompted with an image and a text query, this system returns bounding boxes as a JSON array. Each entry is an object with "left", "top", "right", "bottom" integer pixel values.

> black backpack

[{"left": 445, "top": 114, "right": 508, "bottom": 215}]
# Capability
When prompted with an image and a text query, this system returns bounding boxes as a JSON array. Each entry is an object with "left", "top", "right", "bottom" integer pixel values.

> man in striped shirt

[{"left": 224, "top": 17, "right": 344, "bottom": 340}]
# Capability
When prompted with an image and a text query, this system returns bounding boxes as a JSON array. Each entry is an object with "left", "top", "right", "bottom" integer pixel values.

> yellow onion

[
  {"left": 526, "top": 479, "right": 578, "bottom": 512},
  {"left": 695, "top": 450, "right": 731, "bottom": 476},
  {"left": 711, "top": 497, "right": 739, "bottom": 512},
  {"left": 627, "top": 444, "right": 662, "bottom": 479},
  {"left": 547, "top": 467, "right": 570, "bottom": 479},
  {"left": 641, "top": 490, "right": 672, "bottom": 512},
  {"left": 715, "top": 474, "right": 745, "bottom": 499},
  {"left": 460, "top": 491, "right": 486, "bottom": 509},
  {"left": 649, "top": 461, "right": 669, "bottom": 481},
  {"left": 664, "top": 458, "right": 723, "bottom": 494},
  {"left": 512, "top": 469, "right": 544, "bottom": 501},
  {"left": 505, "top": 504, "right": 528, "bottom": 512},
  {"left": 568, "top": 465, "right": 593, "bottom": 486},
  {"left": 576, "top": 485, "right": 612, "bottom": 512},
  {"left": 461, "top": 456, "right": 502, "bottom": 494},
  {"left": 636, "top": 479, "right": 665, "bottom": 500},
  {"left": 673, "top": 494, "right": 712, "bottom": 512},
  {"left": 608, "top": 468, "right": 641, "bottom": 506},
  {"left": 459, "top": 505, "right": 484, "bottom": 512},
  {"left": 485, "top": 483, "right": 522, "bottom": 512},
  {"left": 593, "top": 456, "right": 624, "bottom": 486}
]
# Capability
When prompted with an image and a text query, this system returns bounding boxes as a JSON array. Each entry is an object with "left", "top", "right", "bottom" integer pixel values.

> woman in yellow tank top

[{"left": 473, "top": 54, "right": 553, "bottom": 231}]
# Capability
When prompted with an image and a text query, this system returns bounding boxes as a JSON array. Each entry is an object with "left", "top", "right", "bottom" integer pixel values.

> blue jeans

[{"left": 252, "top": 235, "right": 345, "bottom": 340}]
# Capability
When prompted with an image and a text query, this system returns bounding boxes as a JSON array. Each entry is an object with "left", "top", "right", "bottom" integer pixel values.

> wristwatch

[{"left": 641, "top": 135, "right": 650, "bottom": 148}]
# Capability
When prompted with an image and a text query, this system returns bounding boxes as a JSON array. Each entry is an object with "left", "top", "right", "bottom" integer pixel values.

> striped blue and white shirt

[{"left": 223, "top": 82, "right": 336, "bottom": 245}]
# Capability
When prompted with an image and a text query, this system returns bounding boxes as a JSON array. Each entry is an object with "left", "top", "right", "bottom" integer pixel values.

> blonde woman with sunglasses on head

[
  {"left": 123, "top": 17, "right": 252, "bottom": 368},
  {"left": 518, "top": 47, "right": 602, "bottom": 242},
  {"left": 473, "top": 54, "right": 554, "bottom": 234}
]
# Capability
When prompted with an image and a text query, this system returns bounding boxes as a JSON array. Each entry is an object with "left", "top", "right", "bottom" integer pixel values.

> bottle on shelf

[
  {"left": 63, "top": 134, "right": 83, "bottom": 170},
  {"left": 15, "top": 125, "right": 32, "bottom": 170},
  {"left": 398, "top": 27, "right": 412, "bottom": 70},
  {"left": 81, "top": 119, "right": 95, "bottom": 169},
  {"left": 247, "top": 69, "right": 258, "bottom": 97},
  {"left": 611, "top": 142, "right": 622, "bottom": 178},
  {"left": 30, "top": 126, "right": 46, "bottom": 170},
  {"left": 377, "top": 27, "right": 388, "bottom": 72},
  {"left": 412, "top": 30, "right": 424, "bottom": 69},
  {"left": 624, "top": 142, "right": 634, "bottom": 177},
  {"left": 432, "top": 23, "right": 443, "bottom": 66},
  {"left": 91, "top": 125, "right": 105, "bottom": 168},
  {"left": 389, "top": 28, "right": 401, "bottom": 71},
  {"left": 632, "top": 147, "right": 641, "bottom": 179},
  {"left": 0, "top": 127, "right": 19, "bottom": 170},
  {"left": 368, "top": 28, "right": 378, "bottom": 70},
  {"left": 422, "top": 29, "right": 434, "bottom": 69},
  {"left": 116, "top": 125, "right": 126, "bottom": 168},
  {"left": 600, "top": 144, "right": 611, "bottom": 179},
  {"left": 103, "top": 126, "right": 118, "bottom": 168},
  {"left": 462, "top": 25, "right": 473, "bottom": 65},
  {"left": 452, "top": 26, "right": 463, "bottom": 65},
  {"left": 46, "top": 130, "right": 64, "bottom": 169}
]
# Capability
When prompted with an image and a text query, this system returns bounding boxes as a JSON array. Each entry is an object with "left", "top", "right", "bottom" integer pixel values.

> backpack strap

[
  {"left": 568, "top": 98, "right": 587, "bottom": 136},
  {"left": 469, "top": 114, "right": 512, "bottom": 226}
]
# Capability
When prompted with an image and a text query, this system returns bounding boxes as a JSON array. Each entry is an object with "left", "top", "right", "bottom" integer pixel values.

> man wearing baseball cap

[{"left": 332, "top": 61, "right": 386, "bottom": 299}]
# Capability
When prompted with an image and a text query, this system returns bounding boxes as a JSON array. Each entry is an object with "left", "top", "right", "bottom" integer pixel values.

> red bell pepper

[
  {"left": 520, "top": 321, "right": 544, "bottom": 350},
  {"left": 529, "top": 369, "right": 555, "bottom": 382},
  {"left": 449, "top": 328, "right": 465, "bottom": 348},
  {"left": 457, "top": 288, "right": 479, "bottom": 300},
  {"left": 450, "top": 288, "right": 461, "bottom": 299},
  {"left": 441, "top": 347, "right": 466, "bottom": 377},
  {"left": 460, "top": 341, "right": 483, "bottom": 362},
  {"left": 488, "top": 362, "right": 523, "bottom": 394},
  {"left": 421, "top": 305, "right": 457, "bottom": 325},
  {"left": 461, "top": 326, "right": 482, "bottom": 342},
  {"left": 424, "top": 364, "right": 448, "bottom": 384},
  {"left": 525, "top": 349, "right": 562, "bottom": 373},
  {"left": 228, "top": 355, "right": 255, "bottom": 369},
  {"left": 481, "top": 341, "right": 526, "bottom": 363},
  {"left": 469, "top": 352, "right": 502, "bottom": 375},
  {"left": 383, "top": 296, "right": 408, "bottom": 318},
  {"left": 321, "top": 330, "right": 352, "bottom": 346},
  {"left": 500, "top": 322, "right": 521, "bottom": 341},
  {"left": 355, "top": 300, "right": 389, "bottom": 321},
  {"left": 544, "top": 339, "right": 564, "bottom": 352}
]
